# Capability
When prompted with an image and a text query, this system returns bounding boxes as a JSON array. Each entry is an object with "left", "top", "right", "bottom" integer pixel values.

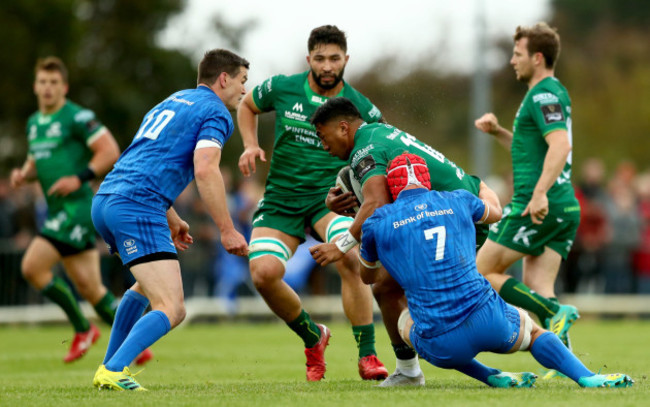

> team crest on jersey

[
  {"left": 46, "top": 122, "right": 62, "bottom": 138},
  {"left": 541, "top": 103, "right": 564, "bottom": 124}
]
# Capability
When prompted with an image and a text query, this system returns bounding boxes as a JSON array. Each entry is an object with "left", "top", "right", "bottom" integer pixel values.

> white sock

[{"left": 396, "top": 355, "right": 422, "bottom": 377}]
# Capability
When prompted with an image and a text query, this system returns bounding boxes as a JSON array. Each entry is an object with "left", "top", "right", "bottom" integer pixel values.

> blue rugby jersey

[
  {"left": 97, "top": 86, "right": 233, "bottom": 210},
  {"left": 360, "top": 188, "right": 494, "bottom": 337}
]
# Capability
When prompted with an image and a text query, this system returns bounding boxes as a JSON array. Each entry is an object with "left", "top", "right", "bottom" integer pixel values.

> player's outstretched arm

[
  {"left": 10, "top": 156, "right": 37, "bottom": 188},
  {"left": 237, "top": 91, "right": 266, "bottom": 177},
  {"left": 475, "top": 113, "right": 513, "bottom": 151},
  {"left": 194, "top": 146, "right": 248, "bottom": 257}
]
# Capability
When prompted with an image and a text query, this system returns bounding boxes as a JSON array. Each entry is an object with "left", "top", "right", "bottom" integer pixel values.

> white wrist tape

[{"left": 334, "top": 231, "right": 359, "bottom": 254}]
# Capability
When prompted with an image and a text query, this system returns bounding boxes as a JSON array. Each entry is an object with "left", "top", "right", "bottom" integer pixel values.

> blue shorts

[
  {"left": 411, "top": 292, "right": 521, "bottom": 369},
  {"left": 91, "top": 194, "right": 177, "bottom": 267}
]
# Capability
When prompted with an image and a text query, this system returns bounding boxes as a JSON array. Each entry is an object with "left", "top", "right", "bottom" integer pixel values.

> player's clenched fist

[{"left": 474, "top": 113, "right": 500, "bottom": 135}]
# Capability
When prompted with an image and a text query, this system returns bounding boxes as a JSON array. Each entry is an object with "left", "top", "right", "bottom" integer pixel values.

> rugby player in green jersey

[
  {"left": 10, "top": 57, "right": 151, "bottom": 364},
  {"left": 236, "top": 25, "right": 387, "bottom": 381},
  {"left": 308, "top": 97, "right": 501, "bottom": 387},
  {"left": 474, "top": 23, "right": 580, "bottom": 366}
]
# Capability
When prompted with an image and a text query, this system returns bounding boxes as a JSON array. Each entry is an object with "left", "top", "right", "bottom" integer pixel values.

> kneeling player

[{"left": 355, "top": 153, "right": 633, "bottom": 388}]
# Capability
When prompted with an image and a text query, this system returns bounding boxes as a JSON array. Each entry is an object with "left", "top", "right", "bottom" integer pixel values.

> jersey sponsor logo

[
  {"left": 123, "top": 238, "right": 138, "bottom": 255},
  {"left": 28, "top": 125, "right": 37, "bottom": 140},
  {"left": 368, "top": 105, "right": 381, "bottom": 118},
  {"left": 284, "top": 110, "right": 308, "bottom": 122},
  {"left": 556, "top": 169, "right": 572, "bottom": 185},
  {"left": 350, "top": 144, "right": 375, "bottom": 167},
  {"left": 168, "top": 95, "right": 195, "bottom": 106},
  {"left": 69, "top": 225, "right": 87, "bottom": 242},
  {"left": 513, "top": 226, "right": 537, "bottom": 247},
  {"left": 415, "top": 203, "right": 428, "bottom": 211},
  {"left": 532, "top": 92, "right": 559, "bottom": 104},
  {"left": 38, "top": 115, "right": 52, "bottom": 125},
  {"left": 541, "top": 103, "right": 564, "bottom": 124},
  {"left": 252, "top": 214, "right": 264, "bottom": 224},
  {"left": 392, "top": 208, "right": 454, "bottom": 229},
  {"left": 292, "top": 102, "right": 303, "bottom": 112},
  {"left": 311, "top": 95, "right": 326, "bottom": 105},
  {"left": 46, "top": 122, "right": 62, "bottom": 138},
  {"left": 74, "top": 109, "right": 95, "bottom": 123},
  {"left": 355, "top": 155, "right": 377, "bottom": 179}
]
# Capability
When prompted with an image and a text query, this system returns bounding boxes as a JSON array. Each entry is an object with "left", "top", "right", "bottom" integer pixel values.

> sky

[{"left": 160, "top": 0, "right": 551, "bottom": 86}]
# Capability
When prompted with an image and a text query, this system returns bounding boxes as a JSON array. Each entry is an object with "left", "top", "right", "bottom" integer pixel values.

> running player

[
  {"left": 354, "top": 153, "right": 633, "bottom": 389},
  {"left": 237, "top": 25, "right": 387, "bottom": 381},
  {"left": 474, "top": 23, "right": 580, "bottom": 356},
  {"left": 91, "top": 49, "right": 249, "bottom": 391},
  {"left": 9, "top": 56, "right": 152, "bottom": 364}
]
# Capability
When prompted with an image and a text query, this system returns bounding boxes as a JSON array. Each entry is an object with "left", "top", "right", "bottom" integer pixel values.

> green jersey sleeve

[
  {"left": 71, "top": 107, "right": 105, "bottom": 146},
  {"left": 252, "top": 75, "right": 282, "bottom": 112},
  {"left": 528, "top": 88, "right": 569, "bottom": 137}
]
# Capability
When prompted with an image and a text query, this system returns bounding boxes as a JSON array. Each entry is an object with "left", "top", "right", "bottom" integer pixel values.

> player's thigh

[
  {"left": 249, "top": 226, "right": 300, "bottom": 279},
  {"left": 21, "top": 236, "right": 61, "bottom": 276},
  {"left": 475, "top": 239, "right": 524, "bottom": 276},
  {"left": 130, "top": 259, "right": 184, "bottom": 307},
  {"left": 522, "top": 248, "right": 562, "bottom": 288}
]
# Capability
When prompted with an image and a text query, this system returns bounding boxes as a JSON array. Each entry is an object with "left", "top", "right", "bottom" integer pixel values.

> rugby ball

[{"left": 335, "top": 165, "right": 363, "bottom": 214}]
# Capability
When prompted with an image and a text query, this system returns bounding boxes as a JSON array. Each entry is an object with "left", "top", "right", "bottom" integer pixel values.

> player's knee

[
  {"left": 21, "top": 256, "right": 44, "bottom": 283},
  {"left": 248, "top": 238, "right": 291, "bottom": 289}
]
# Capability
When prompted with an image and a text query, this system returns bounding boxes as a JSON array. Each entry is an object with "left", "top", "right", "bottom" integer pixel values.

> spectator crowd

[{"left": 2, "top": 157, "right": 650, "bottom": 307}]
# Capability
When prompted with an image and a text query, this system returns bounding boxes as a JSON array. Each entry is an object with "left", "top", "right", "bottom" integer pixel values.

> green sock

[
  {"left": 41, "top": 276, "right": 90, "bottom": 333},
  {"left": 499, "top": 277, "right": 560, "bottom": 325},
  {"left": 287, "top": 309, "right": 321, "bottom": 348},
  {"left": 352, "top": 324, "right": 377, "bottom": 358},
  {"left": 93, "top": 291, "right": 117, "bottom": 325}
]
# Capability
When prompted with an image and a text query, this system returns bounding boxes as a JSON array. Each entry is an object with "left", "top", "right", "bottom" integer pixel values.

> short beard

[{"left": 311, "top": 67, "right": 345, "bottom": 90}]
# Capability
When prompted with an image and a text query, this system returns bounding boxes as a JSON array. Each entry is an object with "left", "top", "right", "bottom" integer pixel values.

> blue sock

[
  {"left": 103, "top": 290, "right": 149, "bottom": 365},
  {"left": 456, "top": 359, "right": 501, "bottom": 385},
  {"left": 105, "top": 310, "right": 171, "bottom": 372},
  {"left": 530, "top": 331, "right": 593, "bottom": 382}
]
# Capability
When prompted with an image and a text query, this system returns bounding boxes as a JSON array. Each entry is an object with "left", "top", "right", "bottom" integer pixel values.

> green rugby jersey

[
  {"left": 26, "top": 100, "right": 106, "bottom": 212},
  {"left": 252, "top": 71, "right": 382, "bottom": 197},
  {"left": 511, "top": 77, "right": 578, "bottom": 209},
  {"left": 349, "top": 122, "right": 481, "bottom": 195}
]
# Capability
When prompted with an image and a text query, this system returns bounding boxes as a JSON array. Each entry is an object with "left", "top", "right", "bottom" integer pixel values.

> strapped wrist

[
  {"left": 76, "top": 167, "right": 96, "bottom": 183},
  {"left": 334, "top": 231, "right": 359, "bottom": 254}
]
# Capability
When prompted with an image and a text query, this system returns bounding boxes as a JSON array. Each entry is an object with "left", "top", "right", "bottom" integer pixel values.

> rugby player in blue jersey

[
  {"left": 340, "top": 152, "right": 632, "bottom": 388},
  {"left": 90, "top": 49, "right": 250, "bottom": 391}
]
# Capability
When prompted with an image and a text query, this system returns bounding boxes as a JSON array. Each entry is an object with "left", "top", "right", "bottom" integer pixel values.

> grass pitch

[{"left": 1, "top": 319, "right": 648, "bottom": 407}]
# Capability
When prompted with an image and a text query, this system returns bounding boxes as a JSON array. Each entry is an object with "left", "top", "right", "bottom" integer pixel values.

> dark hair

[
  {"left": 310, "top": 97, "right": 361, "bottom": 126},
  {"left": 308, "top": 25, "right": 347, "bottom": 53},
  {"left": 197, "top": 49, "right": 249, "bottom": 86},
  {"left": 35, "top": 56, "right": 68, "bottom": 83},
  {"left": 514, "top": 22, "right": 561, "bottom": 69}
]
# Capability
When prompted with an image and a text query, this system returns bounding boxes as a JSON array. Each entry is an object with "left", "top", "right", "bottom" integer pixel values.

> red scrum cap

[{"left": 386, "top": 153, "right": 431, "bottom": 201}]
